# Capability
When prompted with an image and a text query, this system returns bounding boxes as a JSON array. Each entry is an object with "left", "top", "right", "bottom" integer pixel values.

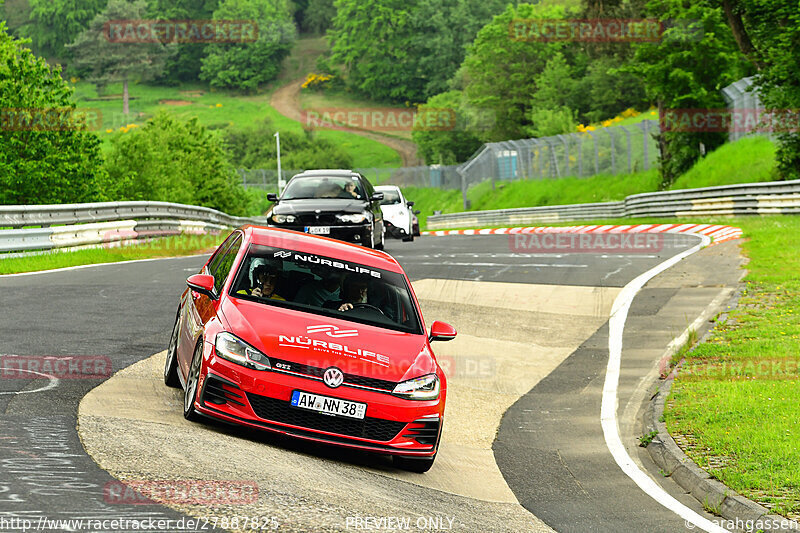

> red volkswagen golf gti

[{"left": 164, "top": 225, "right": 456, "bottom": 472}]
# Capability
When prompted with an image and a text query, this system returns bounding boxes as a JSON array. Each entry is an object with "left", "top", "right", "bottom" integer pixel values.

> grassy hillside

[
  {"left": 72, "top": 81, "right": 402, "bottom": 168},
  {"left": 404, "top": 136, "right": 778, "bottom": 229}
]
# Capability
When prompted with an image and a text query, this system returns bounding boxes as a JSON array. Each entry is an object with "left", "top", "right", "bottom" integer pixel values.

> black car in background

[{"left": 266, "top": 170, "right": 385, "bottom": 249}]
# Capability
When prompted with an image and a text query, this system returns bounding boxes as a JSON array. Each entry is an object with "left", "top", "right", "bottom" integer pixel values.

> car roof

[
  {"left": 239, "top": 225, "right": 404, "bottom": 273},
  {"left": 291, "top": 169, "right": 360, "bottom": 178}
]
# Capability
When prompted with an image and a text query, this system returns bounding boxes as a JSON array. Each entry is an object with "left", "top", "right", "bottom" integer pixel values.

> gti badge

[{"left": 323, "top": 367, "right": 344, "bottom": 388}]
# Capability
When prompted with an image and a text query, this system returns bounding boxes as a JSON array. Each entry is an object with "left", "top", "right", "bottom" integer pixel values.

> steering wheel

[{"left": 351, "top": 303, "right": 386, "bottom": 316}]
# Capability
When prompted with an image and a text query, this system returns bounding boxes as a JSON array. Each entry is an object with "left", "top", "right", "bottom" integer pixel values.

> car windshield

[
  {"left": 378, "top": 189, "right": 401, "bottom": 205},
  {"left": 282, "top": 176, "right": 365, "bottom": 200},
  {"left": 229, "top": 244, "right": 423, "bottom": 334}
]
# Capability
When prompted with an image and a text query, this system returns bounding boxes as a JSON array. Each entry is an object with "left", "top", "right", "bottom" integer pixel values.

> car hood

[
  {"left": 221, "top": 298, "right": 435, "bottom": 383},
  {"left": 380, "top": 205, "right": 409, "bottom": 221},
  {"left": 271, "top": 199, "right": 369, "bottom": 216}
]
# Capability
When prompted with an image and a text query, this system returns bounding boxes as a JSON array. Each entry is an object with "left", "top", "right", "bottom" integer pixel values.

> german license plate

[
  {"left": 305, "top": 226, "right": 330, "bottom": 235},
  {"left": 290, "top": 390, "right": 366, "bottom": 420}
]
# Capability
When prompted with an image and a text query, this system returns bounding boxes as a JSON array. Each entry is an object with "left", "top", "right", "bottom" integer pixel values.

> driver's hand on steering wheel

[{"left": 338, "top": 303, "right": 354, "bottom": 311}]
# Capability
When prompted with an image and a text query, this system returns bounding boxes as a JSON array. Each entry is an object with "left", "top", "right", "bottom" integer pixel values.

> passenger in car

[
  {"left": 324, "top": 275, "right": 370, "bottom": 312},
  {"left": 294, "top": 272, "right": 342, "bottom": 307},
  {"left": 238, "top": 263, "right": 285, "bottom": 301}
]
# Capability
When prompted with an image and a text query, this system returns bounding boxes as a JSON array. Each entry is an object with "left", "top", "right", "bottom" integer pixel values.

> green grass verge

[
  {"left": 0, "top": 233, "right": 226, "bottom": 275},
  {"left": 665, "top": 215, "right": 800, "bottom": 519},
  {"left": 670, "top": 136, "right": 778, "bottom": 189}
]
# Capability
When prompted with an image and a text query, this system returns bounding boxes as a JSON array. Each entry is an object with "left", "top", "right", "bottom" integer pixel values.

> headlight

[
  {"left": 335, "top": 213, "right": 368, "bottom": 223},
  {"left": 214, "top": 332, "right": 271, "bottom": 371},
  {"left": 392, "top": 374, "right": 440, "bottom": 400},
  {"left": 271, "top": 214, "right": 296, "bottom": 224}
]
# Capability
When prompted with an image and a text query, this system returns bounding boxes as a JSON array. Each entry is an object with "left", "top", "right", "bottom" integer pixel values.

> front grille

[
  {"left": 402, "top": 418, "right": 440, "bottom": 446},
  {"left": 202, "top": 374, "right": 245, "bottom": 406},
  {"left": 271, "top": 358, "right": 397, "bottom": 392},
  {"left": 294, "top": 214, "right": 340, "bottom": 226},
  {"left": 246, "top": 392, "right": 406, "bottom": 442}
]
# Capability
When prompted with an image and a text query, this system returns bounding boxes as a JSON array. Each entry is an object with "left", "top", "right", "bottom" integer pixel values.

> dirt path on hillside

[{"left": 270, "top": 79, "right": 423, "bottom": 167}]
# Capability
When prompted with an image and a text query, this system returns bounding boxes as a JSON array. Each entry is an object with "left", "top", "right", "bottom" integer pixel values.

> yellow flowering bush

[{"left": 301, "top": 73, "right": 333, "bottom": 91}]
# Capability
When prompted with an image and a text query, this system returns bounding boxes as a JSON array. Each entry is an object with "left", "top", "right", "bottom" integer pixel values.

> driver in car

[
  {"left": 238, "top": 263, "right": 285, "bottom": 301},
  {"left": 325, "top": 274, "right": 370, "bottom": 312}
]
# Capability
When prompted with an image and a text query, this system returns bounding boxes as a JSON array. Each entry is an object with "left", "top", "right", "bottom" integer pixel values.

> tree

[
  {"left": 224, "top": 118, "right": 353, "bottom": 169},
  {"left": 717, "top": 0, "right": 800, "bottom": 178},
  {"left": 327, "top": 0, "right": 507, "bottom": 103},
  {"left": 625, "top": 0, "right": 749, "bottom": 187},
  {"left": 412, "top": 91, "right": 483, "bottom": 164},
  {"left": 200, "top": 0, "right": 296, "bottom": 91},
  {"left": 147, "top": 0, "right": 220, "bottom": 83},
  {"left": 0, "top": 22, "right": 105, "bottom": 204},
  {"left": 67, "top": 0, "right": 175, "bottom": 116},
  {"left": 102, "top": 112, "right": 250, "bottom": 215},
  {"left": 301, "top": 0, "right": 336, "bottom": 34},
  {"left": 460, "top": 3, "right": 570, "bottom": 141},
  {"left": 17, "top": 0, "right": 106, "bottom": 61}
]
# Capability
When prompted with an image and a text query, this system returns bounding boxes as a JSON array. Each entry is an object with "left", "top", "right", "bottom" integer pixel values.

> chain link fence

[{"left": 721, "top": 76, "right": 766, "bottom": 142}]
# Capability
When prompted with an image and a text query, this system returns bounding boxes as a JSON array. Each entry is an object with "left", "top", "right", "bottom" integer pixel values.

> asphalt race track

[{"left": 0, "top": 233, "right": 743, "bottom": 532}]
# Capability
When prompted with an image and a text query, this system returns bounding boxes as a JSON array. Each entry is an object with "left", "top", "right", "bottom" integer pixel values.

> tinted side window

[
  {"left": 206, "top": 231, "right": 237, "bottom": 275},
  {"left": 212, "top": 236, "right": 242, "bottom": 294},
  {"left": 360, "top": 176, "right": 374, "bottom": 196}
]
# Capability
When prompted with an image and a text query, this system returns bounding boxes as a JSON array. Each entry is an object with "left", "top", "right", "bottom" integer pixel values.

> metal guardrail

[
  {"left": 426, "top": 179, "right": 800, "bottom": 229},
  {"left": 0, "top": 201, "right": 260, "bottom": 254}
]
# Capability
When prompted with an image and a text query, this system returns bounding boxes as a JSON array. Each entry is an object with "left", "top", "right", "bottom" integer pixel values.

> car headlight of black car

[
  {"left": 335, "top": 213, "right": 368, "bottom": 224},
  {"left": 392, "top": 374, "right": 440, "bottom": 400},
  {"left": 271, "top": 214, "right": 296, "bottom": 224},
  {"left": 215, "top": 332, "right": 271, "bottom": 371}
]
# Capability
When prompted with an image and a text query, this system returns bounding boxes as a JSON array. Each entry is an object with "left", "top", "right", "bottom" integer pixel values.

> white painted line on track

[
  {"left": 602, "top": 232, "right": 730, "bottom": 533},
  {"left": 0, "top": 253, "right": 209, "bottom": 278},
  {"left": 0, "top": 366, "right": 59, "bottom": 395},
  {"left": 408, "top": 261, "right": 588, "bottom": 268}
]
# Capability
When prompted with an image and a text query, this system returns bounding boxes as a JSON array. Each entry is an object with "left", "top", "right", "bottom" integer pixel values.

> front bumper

[
  {"left": 384, "top": 221, "right": 410, "bottom": 239},
  {"left": 269, "top": 224, "right": 371, "bottom": 245},
  {"left": 194, "top": 351, "right": 444, "bottom": 457}
]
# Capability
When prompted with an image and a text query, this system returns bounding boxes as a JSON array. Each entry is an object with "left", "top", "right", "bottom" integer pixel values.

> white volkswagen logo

[{"left": 323, "top": 367, "right": 344, "bottom": 388}]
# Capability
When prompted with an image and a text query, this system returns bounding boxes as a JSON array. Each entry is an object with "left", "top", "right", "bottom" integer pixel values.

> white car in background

[{"left": 375, "top": 185, "right": 415, "bottom": 242}]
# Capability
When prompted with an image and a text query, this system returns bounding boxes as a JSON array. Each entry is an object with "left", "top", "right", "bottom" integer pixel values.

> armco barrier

[
  {"left": 426, "top": 179, "right": 800, "bottom": 229},
  {"left": 0, "top": 201, "right": 260, "bottom": 254}
]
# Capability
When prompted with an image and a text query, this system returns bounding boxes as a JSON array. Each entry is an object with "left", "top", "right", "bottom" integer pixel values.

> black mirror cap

[
  {"left": 413, "top": 210, "right": 421, "bottom": 215},
  {"left": 370, "top": 192, "right": 384, "bottom": 202},
  {"left": 407, "top": 201, "right": 415, "bottom": 207},
  {"left": 267, "top": 193, "right": 278, "bottom": 202}
]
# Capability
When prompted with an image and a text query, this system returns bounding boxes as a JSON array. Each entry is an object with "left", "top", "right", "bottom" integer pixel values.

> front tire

[
  {"left": 164, "top": 317, "right": 181, "bottom": 388},
  {"left": 393, "top": 454, "right": 436, "bottom": 473},
  {"left": 183, "top": 341, "right": 203, "bottom": 421}
]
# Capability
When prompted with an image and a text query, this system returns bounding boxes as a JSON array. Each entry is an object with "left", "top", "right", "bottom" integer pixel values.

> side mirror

[
  {"left": 267, "top": 193, "right": 278, "bottom": 202},
  {"left": 187, "top": 274, "right": 216, "bottom": 299},
  {"left": 413, "top": 210, "right": 421, "bottom": 215},
  {"left": 370, "top": 192, "right": 384, "bottom": 202},
  {"left": 429, "top": 321, "right": 457, "bottom": 342},
  {"left": 407, "top": 201, "right": 415, "bottom": 207}
]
